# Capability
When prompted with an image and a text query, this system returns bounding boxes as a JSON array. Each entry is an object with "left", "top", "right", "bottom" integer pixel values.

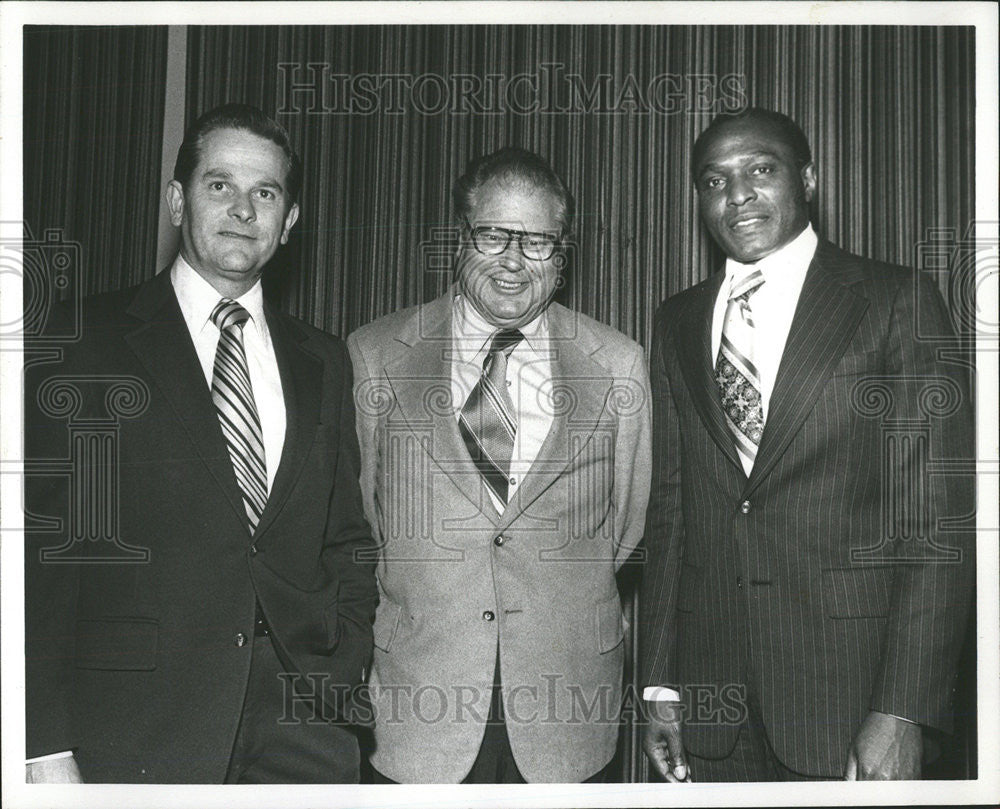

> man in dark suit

[
  {"left": 24, "top": 104, "right": 376, "bottom": 783},
  {"left": 641, "top": 108, "right": 974, "bottom": 781}
]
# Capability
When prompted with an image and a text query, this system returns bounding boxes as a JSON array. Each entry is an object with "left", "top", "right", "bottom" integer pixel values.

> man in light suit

[
  {"left": 641, "top": 108, "right": 974, "bottom": 781},
  {"left": 348, "top": 147, "right": 651, "bottom": 783},
  {"left": 25, "top": 104, "right": 376, "bottom": 783}
]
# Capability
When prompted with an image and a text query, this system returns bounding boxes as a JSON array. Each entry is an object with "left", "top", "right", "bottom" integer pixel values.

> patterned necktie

[
  {"left": 716, "top": 269, "right": 766, "bottom": 473},
  {"left": 210, "top": 299, "right": 267, "bottom": 533},
  {"left": 459, "top": 328, "right": 524, "bottom": 506}
]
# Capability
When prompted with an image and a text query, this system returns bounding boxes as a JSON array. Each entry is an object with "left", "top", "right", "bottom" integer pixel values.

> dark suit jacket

[
  {"left": 24, "top": 270, "right": 377, "bottom": 782},
  {"left": 640, "top": 240, "right": 975, "bottom": 777}
]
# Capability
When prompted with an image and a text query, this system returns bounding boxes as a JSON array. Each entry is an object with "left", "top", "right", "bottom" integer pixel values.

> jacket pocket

[
  {"left": 596, "top": 593, "right": 626, "bottom": 653},
  {"left": 75, "top": 618, "right": 158, "bottom": 671},
  {"left": 829, "top": 349, "right": 881, "bottom": 379},
  {"left": 373, "top": 592, "right": 403, "bottom": 652},
  {"left": 823, "top": 566, "right": 895, "bottom": 618}
]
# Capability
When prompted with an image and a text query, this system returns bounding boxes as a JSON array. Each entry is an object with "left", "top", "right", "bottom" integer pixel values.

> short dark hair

[
  {"left": 453, "top": 147, "right": 575, "bottom": 234},
  {"left": 692, "top": 107, "right": 813, "bottom": 177},
  {"left": 173, "top": 103, "right": 303, "bottom": 204}
]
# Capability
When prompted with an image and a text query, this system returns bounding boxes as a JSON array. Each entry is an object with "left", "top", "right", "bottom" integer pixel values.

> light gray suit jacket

[{"left": 347, "top": 289, "right": 651, "bottom": 782}]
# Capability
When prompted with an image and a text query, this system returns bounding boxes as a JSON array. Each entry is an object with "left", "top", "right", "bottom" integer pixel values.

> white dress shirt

[
  {"left": 451, "top": 295, "right": 555, "bottom": 513},
  {"left": 170, "top": 256, "right": 286, "bottom": 494}
]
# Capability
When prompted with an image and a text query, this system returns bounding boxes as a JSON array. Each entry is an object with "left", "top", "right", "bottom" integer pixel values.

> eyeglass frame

[{"left": 462, "top": 217, "right": 563, "bottom": 261}]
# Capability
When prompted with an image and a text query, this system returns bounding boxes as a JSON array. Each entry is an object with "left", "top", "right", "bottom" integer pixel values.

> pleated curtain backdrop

[
  {"left": 184, "top": 25, "right": 974, "bottom": 350},
  {"left": 23, "top": 26, "right": 168, "bottom": 298}
]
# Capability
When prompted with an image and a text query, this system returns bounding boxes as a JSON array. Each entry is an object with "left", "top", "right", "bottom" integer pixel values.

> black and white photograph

[{"left": 1, "top": 2, "right": 997, "bottom": 807}]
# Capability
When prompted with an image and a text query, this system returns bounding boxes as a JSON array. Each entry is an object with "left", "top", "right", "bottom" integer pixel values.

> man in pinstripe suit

[{"left": 640, "top": 108, "right": 974, "bottom": 781}]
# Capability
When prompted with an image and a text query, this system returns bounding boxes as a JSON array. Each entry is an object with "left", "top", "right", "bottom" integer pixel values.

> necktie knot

[
  {"left": 211, "top": 299, "right": 251, "bottom": 332},
  {"left": 489, "top": 328, "right": 524, "bottom": 355},
  {"left": 483, "top": 328, "right": 524, "bottom": 372},
  {"left": 729, "top": 268, "right": 765, "bottom": 303}
]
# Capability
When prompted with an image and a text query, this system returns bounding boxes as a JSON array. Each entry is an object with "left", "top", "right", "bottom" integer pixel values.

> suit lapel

[
  {"left": 124, "top": 272, "right": 247, "bottom": 528},
  {"left": 383, "top": 292, "right": 495, "bottom": 520},
  {"left": 252, "top": 308, "right": 321, "bottom": 540},
  {"left": 498, "top": 304, "right": 612, "bottom": 526},
  {"left": 745, "top": 241, "right": 870, "bottom": 493},
  {"left": 674, "top": 272, "right": 743, "bottom": 472}
]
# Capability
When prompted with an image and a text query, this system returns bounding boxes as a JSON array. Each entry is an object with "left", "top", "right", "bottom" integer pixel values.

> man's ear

[
  {"left": 801, "top": 163, "right": 817, "bottom": 203},
  {"left": 166, "top": 180, "right": 185, "bottom": 227},
  {"left": 280, "top": 202, "right": 300, "bottom": 245}
]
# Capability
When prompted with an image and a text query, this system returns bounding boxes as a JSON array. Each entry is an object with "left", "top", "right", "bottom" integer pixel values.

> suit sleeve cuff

[
  {"left": 26, "top": 750, "right": 73, "bottom": 764},
  {"left": 643, "top": 686, "right": 682, "bottom": 702}
]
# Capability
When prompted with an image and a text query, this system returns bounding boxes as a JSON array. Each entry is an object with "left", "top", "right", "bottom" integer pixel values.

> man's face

[
  {"left": 457, "top": 179, "right": 564, "bottom": 330},
  {"left": 694, "top": 119, "right": 816, "bottom": 263},
  {"left": 167, "top": 127, "right": 299, "bottom": 297}
]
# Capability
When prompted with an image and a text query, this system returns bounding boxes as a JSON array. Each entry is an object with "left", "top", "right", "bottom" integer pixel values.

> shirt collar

[
  {"left": 452, "top": 294, "right": 548, "bottom": 365},
  {"left": 169, "top": 254, "right": 268, "bottom": 342},
  {"left": 724, "top": 225, "right": 818, "bottom": 291}
]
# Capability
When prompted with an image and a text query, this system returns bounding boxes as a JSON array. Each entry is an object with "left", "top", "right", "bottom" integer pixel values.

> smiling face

[
  {"left": 695, "top": 118, "right": 816, "bottom": 263},
  {"left": 456, "top": 178, "right": 563, "bottom": 329},
  {"left": 167, "top": 127, "right": 299, "bottom": 298}
]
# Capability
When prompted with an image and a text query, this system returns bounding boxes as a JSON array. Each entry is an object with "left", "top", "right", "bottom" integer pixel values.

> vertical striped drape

[
  {"left": 183, "top": 25, "right": 974, "bottom": 351},
  {"left": 183, "top": 24, "right": 976, "bottom": 783},
  {"left": 23, "top": 26, "right": 167, "bottom": 298}
]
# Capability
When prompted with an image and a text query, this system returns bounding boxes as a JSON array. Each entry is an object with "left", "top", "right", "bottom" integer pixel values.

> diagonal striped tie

[
  {"left": 716, "top": 269, "right": 766, "bottom": 474},
  {"left": 459, "top": 328, "right": 524, "bottom": 507},
  {"left": 210, "top": 299, "right": 267, "bottom": 533}
]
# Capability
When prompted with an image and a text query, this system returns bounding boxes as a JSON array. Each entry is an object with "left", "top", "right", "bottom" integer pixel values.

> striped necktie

[
  {"left": 459, "top": 328, "right": 524, "bottom": 507},
  {"left": 210, "top": 299, "right": 267, "bottom": 533},
  {"left": 716, "top": 269, "right": 766, "bottom": 474}
]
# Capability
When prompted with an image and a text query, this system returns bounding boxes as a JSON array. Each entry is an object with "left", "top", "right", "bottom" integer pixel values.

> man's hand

[
  {"left": 26, "top": 755, "right": 83, "bottom": 783},
  {"left": 641, "top": 700, "right": 689, "bottom": 782},
  {"left": 844, "top": 710, "right": 922, "bottom": 780}
]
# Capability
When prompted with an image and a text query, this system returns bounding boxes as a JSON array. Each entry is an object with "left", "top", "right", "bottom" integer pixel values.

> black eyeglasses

[{"left": 464, "top": 218, "right": 561, "bottom": 261}]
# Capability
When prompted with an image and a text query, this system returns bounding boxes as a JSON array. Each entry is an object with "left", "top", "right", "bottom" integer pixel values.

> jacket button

[
  {"left": 483, "top": 610, "right": 495, "bottom": 621},
  {"left": 249, "top": 544, "right": 258, "bottom": 556},
  {"left": 494, "top": 535, "right": 505, "bottom": 546},
  {"left": 234, "top": 632, "right": 248, "bottom": 647},
  {"left": 740, "top": 500, "right": 751, "bottom": 514},
  {"left": 736, "top": 576, "right": 744, "bottom": 589}
]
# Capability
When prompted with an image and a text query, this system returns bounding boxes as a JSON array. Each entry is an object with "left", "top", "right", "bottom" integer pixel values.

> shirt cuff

[
  {"left": 643, "top": 686, "right": 682, "bottom": 702},
  {"left": 26, "top": 751, "right": 73, "bottom": 764}
]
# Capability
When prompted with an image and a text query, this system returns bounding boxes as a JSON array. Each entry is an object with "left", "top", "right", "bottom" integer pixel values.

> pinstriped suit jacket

[{"left": 640, "top": 240, "right": 975, "bottom": 777}]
